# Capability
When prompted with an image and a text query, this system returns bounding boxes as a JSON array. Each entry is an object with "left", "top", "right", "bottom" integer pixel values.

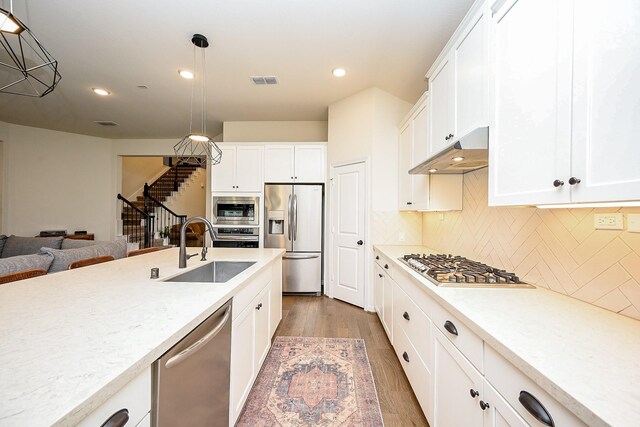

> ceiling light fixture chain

[
  {"left": 0, "top": 0, "right": 61, "bottom": 97},
  {"left": 173, "top": 33, "right": 222, "bottom": 168}
]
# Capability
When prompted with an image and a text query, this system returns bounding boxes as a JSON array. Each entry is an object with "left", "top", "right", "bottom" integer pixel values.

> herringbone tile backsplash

[{"left": 422, "top": 168, "right": 640, "bottom": 321}]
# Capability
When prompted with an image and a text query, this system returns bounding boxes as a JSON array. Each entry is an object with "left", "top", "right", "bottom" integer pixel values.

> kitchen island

[
  {"left": 375, "top": 245, "right": 640, "bottom": 427},
  {"left": 0, "top": 247, "right": 284, "bottom": 427}
]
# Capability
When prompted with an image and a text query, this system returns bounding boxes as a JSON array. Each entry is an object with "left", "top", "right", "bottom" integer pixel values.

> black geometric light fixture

[
  {"left": 174, "top": 34, "right": 222, "bottom": 167},
  {"left": 0, "top": 2, "right": 61, "bottom": 97}
]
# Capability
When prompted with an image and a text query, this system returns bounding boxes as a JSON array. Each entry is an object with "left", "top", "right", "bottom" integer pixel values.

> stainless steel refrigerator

[{"left": 264, "top": 184, "right": 323, "bottom": 294}]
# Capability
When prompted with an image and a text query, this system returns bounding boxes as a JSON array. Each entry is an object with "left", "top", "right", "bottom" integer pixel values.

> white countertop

[
  {"left": 0, "top": 247, "right": 284, "bottom": 427},
  {"left": 375, "top": 245, "right": 640, "bottom": 427}
]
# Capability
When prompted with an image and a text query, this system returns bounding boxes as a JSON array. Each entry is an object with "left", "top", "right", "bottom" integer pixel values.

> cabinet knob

[
  {"left": 384, "top": 264, "right": 389, "bottom": 269},
  {"left": 295, "top": 176, "right": 298, "bottom": 179},
  {"left": 444, "top": 320, "right": 458, "bottom": 336},
  {"left": 479, "top": 400, "right": 490, "bottom": 410},
  {"left": 407, "top": 202, "right": 413, "bottom": 205},
  {"left": 376, "top": 256, "right": 380, "bottom": 260},
  {"left": 448, "top": 133, "right": 454, "bottom": 139},
  {"left": 445, "top": 135, "right": 450, "bottom": 141},
  {"left": 357, "top": 240, "right": 364, "bottom": 246},
  {"left": 101, "top": 409, "right": 129, "bottom": 427},
  {"left": 256, "top": 302, "right": 262, "bottom": 310},
  {"left": 553, "top": 179, "right": 564, "bottom": 188},
  {"left": 402, "top": 351, "right": 410, "bottom": 363},
  {"left": 568, "top": 177, "right": 581, "bottom": 185},
  {"left": 403, "top": 311, "right": 410, "bottom": 321},
  {"left": 469, "top": 389, "right": 479, "bottom": 398},
  {"left": 378, "top": 274, "right": 383, "bottom": 278},
  {"left": 290, "top": 176, "right": 294, "bottom": 179}
]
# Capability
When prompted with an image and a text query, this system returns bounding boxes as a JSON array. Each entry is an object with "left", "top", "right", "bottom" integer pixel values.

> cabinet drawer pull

[
  {"left": 403, "top": 311, "right": 410, "bottom": 321},
  {"left": 469, "top": 389, "right": 479, "bottom": 398},
  {"left": 519, "top": 391, "right": 555, "bottom": 426},
  {"left": 479, "top": 400, "right": 490, "bottom": 410},
  {"left": 101, "top": 409, "right": 129, "bottom": 427},
  {"left": 402, "top": 351, "right": 410, "bottom": 363},
  {"left": 407, "top": 202, "right": 413, "bottom": 205},
  {"left": 444, "top": 320, "right": 458, "bottom": 336}
]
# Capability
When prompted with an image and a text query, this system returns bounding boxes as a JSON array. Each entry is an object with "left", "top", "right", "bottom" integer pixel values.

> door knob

[{"left": 357, "top": 240, "right": 363, "bottom": 246}]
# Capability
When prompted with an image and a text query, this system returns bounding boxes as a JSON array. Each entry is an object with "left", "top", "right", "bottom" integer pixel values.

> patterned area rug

[{"left": 236, "top": 336, "right": 384, "bottom": 426}]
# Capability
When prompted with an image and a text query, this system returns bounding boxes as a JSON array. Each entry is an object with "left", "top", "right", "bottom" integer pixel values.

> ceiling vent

[
  {"left": 94, "top": 120, "right": 119, "bottom": 127},
  {"left": 250, "top": 76, "right": 278, "bottom": 85}
]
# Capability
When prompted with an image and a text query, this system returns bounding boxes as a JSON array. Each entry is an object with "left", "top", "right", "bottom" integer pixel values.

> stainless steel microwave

[{"left": 212, "top": 196, "right": 259, "bottom": 225}]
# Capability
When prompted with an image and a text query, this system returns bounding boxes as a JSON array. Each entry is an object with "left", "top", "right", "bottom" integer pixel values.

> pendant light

[
  {"left": 0, "top": 0, "right": 61, "bottom": 97},
  {"left": 174, "top": 34, "right": 222, "bottom": 167}
]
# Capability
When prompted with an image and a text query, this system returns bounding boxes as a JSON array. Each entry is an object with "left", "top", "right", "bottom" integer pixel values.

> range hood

[{"left": 409, "top": 126, "right": 489, "bottom": 175}]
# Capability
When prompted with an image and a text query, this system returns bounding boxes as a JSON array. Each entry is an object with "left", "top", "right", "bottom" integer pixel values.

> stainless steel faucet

[{"left": 179, "top": 217, "right": 216, "bottom": 268}]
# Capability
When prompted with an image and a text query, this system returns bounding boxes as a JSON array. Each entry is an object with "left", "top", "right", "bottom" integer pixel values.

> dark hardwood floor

[{"left": 275, "top": 295, "right": 429, "bottom": 427}]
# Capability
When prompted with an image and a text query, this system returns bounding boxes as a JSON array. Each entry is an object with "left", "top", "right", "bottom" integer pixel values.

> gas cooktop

[{"left": 399, "top": 254, "right": 534, "bottom": 288}]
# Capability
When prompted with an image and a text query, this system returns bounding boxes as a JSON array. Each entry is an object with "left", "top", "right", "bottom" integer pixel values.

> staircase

[{"left": 120, "top": 165, "right": 200, "bottom": 246}]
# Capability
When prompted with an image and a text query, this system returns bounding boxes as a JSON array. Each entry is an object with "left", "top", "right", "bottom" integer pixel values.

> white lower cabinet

[
  {"left": 229, "top": 260, "right": 283, "bottom": 426},
  {"left": 483, "top": 380, "right": 528, "bottom": 427},
  {"left": 434, "top": 327, "right": 484, "bottom": 427},
  {"left": 77, "top": 368, "right": 151, "bottom": 427},
  {"left": 374, "top": 260, "right": 394, "bottom": 342}
]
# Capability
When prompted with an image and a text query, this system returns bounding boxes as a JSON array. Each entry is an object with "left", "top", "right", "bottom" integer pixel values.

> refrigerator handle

[
  {"left": 287, "top": 194, "right": 292, "bottom": 241},
  {"left": 293, "top": 194, "right": 298, "bottom": 241}
]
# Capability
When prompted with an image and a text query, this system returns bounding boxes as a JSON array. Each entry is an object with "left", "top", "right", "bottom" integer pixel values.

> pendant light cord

[
  {"left": 188, "top": 43, "right": 195, "bottom": 135},
  {"left": 201, "top": 46, "right": 206, "bottom": 137}
]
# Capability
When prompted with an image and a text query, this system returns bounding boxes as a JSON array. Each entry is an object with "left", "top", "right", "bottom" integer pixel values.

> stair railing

[
  {"left": 143, "top": 185, "right": 187, "bottom": 245},
  {"left": 117, "top": 194, "right": 152, "bottom": 248}
]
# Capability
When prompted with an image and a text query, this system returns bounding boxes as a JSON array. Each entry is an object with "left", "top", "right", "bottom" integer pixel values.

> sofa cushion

[
  {"left": 40, "top": 246, "right": 113, "bottom": 273},
  {"left": 61, "top": 239, "right": 127, "bottom": 259},
  {"left": 0, "top": 235, "right": 7, "bottom": 257},
  {"left": 0, "top": 253, "right": 54, "bottom": 276},
  {"left": 1, "top": 236, "right": 63, "bottom": 258}
]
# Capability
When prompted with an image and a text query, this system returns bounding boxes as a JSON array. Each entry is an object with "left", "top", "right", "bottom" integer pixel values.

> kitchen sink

[{"left": 165, "top": 261, "right": 256, "bottom": 283}]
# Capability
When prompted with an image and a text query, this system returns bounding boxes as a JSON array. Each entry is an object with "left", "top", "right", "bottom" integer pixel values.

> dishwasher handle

[{"left": 165, "top": 306, "right": 231, "bottom": 369}]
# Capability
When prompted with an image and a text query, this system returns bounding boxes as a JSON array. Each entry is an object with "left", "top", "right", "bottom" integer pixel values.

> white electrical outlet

[
  {"left": 628, "top": 214, "right": 640, "bottom": 233},
  {"left": 594, "top": 213, "right": 624, "bottom": 230}
]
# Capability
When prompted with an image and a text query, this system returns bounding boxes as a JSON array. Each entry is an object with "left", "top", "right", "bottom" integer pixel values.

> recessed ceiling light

[
  {"left": 428, "top": 168, "right": 438, "bottom": 173},
  {"left": 179, "top": 69, "right": 194, "bottom": 79},
  {"left": 332, "top": 68, "right": 347, "bottom": 77},
  {"left": 92, "top": 88, "right": 110, "bottom": 96},
  {"left": 452, "top": 156, "right": 464, "bottom": 162}
]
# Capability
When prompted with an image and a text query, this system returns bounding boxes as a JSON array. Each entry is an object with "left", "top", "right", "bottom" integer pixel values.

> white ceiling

[{"left": 0, "top": 0, "right": 473, "bottom": 139}]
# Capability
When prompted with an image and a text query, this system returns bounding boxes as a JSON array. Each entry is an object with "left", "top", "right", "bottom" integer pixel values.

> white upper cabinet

[
  {"left": 454, "top": 5, "right": 488, "bottom": 139},
  {"left": 570, "top": 0, "right": 640, "bottom": 203},
  {"left": 488, "top": 0, "right": 573, "bottom": 206},
  {"left": 264, "top": 146, "right": 295, "bottom": 183},
  {"left": 489, "top": 0, "right": 640, "bottom": 206},
  {"left": 429, "top": 54, "right": 455, "bottom": 156},
  {"left": 294, "top": 145, "right": 326, "bottom": 183},
  {"left": 212, "top": 145, "right": 263, "bottom": 193},
  {"left": 427, "top": 0, "right": 489, "bottom": 159},
  {"left": 264, "top": 144, "right": 326, "bottom": 183},
  {"left": 399, "top": 93, "right": 463, "bottom": 212}
]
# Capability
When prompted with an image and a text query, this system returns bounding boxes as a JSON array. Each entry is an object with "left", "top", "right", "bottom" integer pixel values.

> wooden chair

[
  {"left": 0, "top": 269, "right": 48, "bottom": 285},
  {"left": 127, "top": 246, "right": 162, "bottom": 257},
  {"left": 68, "top": 255, "right": 114, "bottom": 269}
]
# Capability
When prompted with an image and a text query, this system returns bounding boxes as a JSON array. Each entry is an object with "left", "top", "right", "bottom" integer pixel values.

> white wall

[
  {"left": 223, "top": 121, "right": 328, "bottom": 142},
  {"left": 326, "top": 88, "right": 415, "bottom": 310},
  {"left": 121, "top": 156, "right": 167, "bottom": 199},
  {"left": 165, "top": 167, "right": 206, "bottom": 219},
  {"left": 2, "top": 123, "right": 113, "bottom": 240}
]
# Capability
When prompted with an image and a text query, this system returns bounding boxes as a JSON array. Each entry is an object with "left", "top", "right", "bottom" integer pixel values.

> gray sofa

[{"left": 0, "top": 235, "right": 127, "bottom": 276}]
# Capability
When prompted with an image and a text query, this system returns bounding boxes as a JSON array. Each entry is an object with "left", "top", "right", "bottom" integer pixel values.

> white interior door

[{"left": 331, "top": 162, "right": 366, "bottom": 308}]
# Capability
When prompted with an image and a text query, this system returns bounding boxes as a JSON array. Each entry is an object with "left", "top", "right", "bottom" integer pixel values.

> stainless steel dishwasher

[{"left": 152, "top": 299, "right": 232, "bottom": 426}]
